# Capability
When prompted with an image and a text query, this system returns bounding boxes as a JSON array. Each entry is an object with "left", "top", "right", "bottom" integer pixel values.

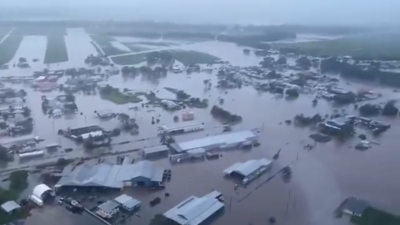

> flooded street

[{"left": 1, "top": 29, "right": 400, "bottom": 225}]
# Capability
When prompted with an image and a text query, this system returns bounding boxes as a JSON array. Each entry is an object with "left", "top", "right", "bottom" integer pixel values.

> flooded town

[{"left": 1, "top": 4, "right": 400, "bottom": 225}]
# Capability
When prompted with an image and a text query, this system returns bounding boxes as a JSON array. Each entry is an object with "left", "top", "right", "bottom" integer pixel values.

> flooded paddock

[{"left": 0, "top": 29, "right": 399, "bottom": 225}]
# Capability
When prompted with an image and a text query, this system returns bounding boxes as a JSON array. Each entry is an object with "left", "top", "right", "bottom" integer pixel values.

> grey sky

[{"left": 1, "top": 0, "right": 399, "bottom": 25}]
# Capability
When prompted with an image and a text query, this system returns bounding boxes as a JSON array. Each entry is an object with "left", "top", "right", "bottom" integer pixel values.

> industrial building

[
  {"left": 97, "top": 200, "right": 120, "bottom": 219},
  {"left": 96, "top": 194, "right": 141, "bottom": 219},
  {"left": 55, "top": 161, "right": 165, "bottom": 189},
  {"left": 142, "top": 145, "right": 170, "bottom": 159},
  {"left": 114, "top": 194, "right": 141, "bottom": 211},
  {"left": 169, "top": 148, "right": 206, "bottom": 163},
  {"left": 157, "top": 121, "right": 205, "bottom": 135},
  {"left": 163, "top": 191, "right": 224, "bottom": 225},
  {"left": 66, "top": 125, "right": 104, "bottom": 140},
  {"left": 170, "top": 130, "right": 258, "bottom": 153},
  {"left": 223, "top": 158, "right": 272, "bottom": 185}
]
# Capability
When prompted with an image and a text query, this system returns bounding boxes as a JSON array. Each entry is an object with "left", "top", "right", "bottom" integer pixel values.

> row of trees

[
  {"left": 210, "top": 105, "right": 242, "bottom": 124},
  {"left": 321, "top": 57, "right": 400, "bottom": 87}
]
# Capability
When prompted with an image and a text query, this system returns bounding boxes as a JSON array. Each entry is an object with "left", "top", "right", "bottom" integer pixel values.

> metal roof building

[
  {"left": 142, "top": 145, "right": 170, "bottom": 159},
  {"left": 114, "top": 194, "right": 141, "bottom": 211},
  {"left": 55, "top": 160, "right": 164, "bottom": 189},
  {"left": 163, "top": 191, "right": 224, "bottom": 225},
  {"left": 224, "top": 158, "right": 272, "bottom": 185},
  {"left": 171, "top": 130, "right": 258, "bottom": 153},
  {"left": 1, "top": 201, "right": 20, "bottom": 213}
]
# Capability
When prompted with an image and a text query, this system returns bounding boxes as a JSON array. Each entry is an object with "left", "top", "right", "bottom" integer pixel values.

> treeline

[{"left": 321, "top": 57, "right": 400, "bottom": 86}]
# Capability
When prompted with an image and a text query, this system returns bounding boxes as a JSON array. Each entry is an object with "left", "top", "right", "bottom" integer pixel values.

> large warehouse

[
  {"left": 163, "top": 191, "right": 225, "bottom": 225},
  {"left": 223, "top": 158, "right": 272, "bottom": 185},
  {"left": 170, "top": 130, "right": 258, "bottom": 153},
  {"left": 55, "top": 161, "right": 165, "bottom": 189}
]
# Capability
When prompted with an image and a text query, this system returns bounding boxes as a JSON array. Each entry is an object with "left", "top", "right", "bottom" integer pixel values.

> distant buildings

[
  {"left": 163, "top": 191, "right": 224, "bottom": 225},
  {"left": 223, "top": 158, "right": 272, "bottom": 185}
]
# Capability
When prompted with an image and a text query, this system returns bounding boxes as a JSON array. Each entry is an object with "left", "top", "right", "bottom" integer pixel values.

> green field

[
  {"left": 0, "top": 35, "right": 23, "bottom": 66},
  {"left": 111, "top": 53, "right": 148, "bottom": 65},
  {"left": 44, "top": 35, "right": 69, "bottom": 64},
  {"left": 169, "top": 50, "right": 220, "bottom": 65},
  {"left": 351, "top": 207, "right": 400, "bottom": 225},
  {"left": 274, "top": 32, "right": 400, "bottom": 60},
  {"left": 90, "top": 35, "right": 128, "bottom": 56},
  {"left": 12, "top": 27, "right": 66, "bottom": 36},
  {"left": 124, "top": 44, "right": 151, "bottom": 52}
]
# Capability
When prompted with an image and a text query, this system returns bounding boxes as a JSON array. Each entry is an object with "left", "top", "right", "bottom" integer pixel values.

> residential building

[{"left": 1, "top": 201, "right": 20, "bottom": 214}]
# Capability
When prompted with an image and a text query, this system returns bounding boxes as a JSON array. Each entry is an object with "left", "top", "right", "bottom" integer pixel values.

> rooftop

[
  {"left": 164, "top": 191, "right": 224, "bottom": 225},
  {"left": 142, "top": 145, "right": 170, "bottom": 155},
  {"left": 1, "top": 200, "right": 20, "bottom": 213},
  {"left": 98, "top": 200, "right": 119, "bottom": 213},
  {"left": 342, "top": 197, "right": 370, "bottom": 215},
  {"left": 114, "top": 194, "right": 141, "bottom": 209},
  {"left": 223, "top": 158, "right": 272, "bottom": 177},
  {"left": 55, "top": 161, "right": 164, "bottom": 188},
  {"left": 174, "top": 130, "right": 257, "bottom": 152}
]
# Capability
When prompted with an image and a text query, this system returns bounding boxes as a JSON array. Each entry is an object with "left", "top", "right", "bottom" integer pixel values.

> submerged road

[{"left": 0, "top": 28, "right": 15, "bottom": 45}]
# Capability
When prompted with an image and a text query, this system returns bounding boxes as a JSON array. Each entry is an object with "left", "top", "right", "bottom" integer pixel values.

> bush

[{"left": 9, "top": 170, "right": 28, "bottom": 191}]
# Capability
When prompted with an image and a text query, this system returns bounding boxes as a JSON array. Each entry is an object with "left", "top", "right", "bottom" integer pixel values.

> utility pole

[{"left": 285, "top": 189, "right": 291, "bottom": 214}]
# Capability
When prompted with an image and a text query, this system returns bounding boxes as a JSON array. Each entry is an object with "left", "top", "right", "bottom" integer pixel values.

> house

[
  {"left": 1, "top": 201, "right": 20, "bottom": 214},
  {"left": 96, "top": 200, "right": 120, "bottom": 219},
  {"left": 341, "top": 197, "right": 370, "bottom": 217}
]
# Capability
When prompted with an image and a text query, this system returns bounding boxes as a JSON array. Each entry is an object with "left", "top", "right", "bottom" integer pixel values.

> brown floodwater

[{"left": 0, "top": 29, "right": 400, "bottom": 225}]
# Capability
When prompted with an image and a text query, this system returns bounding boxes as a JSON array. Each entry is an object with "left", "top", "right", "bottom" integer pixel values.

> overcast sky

[{"left": 1, "top": 0, "right": 399, "bottom": 25}]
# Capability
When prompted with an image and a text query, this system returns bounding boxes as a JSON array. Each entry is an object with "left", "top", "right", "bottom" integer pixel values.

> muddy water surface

[{"left": 1, "top": 30, "right": 400, "bottom": 225}]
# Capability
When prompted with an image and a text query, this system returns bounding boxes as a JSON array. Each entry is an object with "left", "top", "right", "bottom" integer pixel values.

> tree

[
  {"left": 22, "top": 107, "right": 31, "bottom": 117},
  {"left": 0, "top": 145, "right": 8, "bottom": 162},
  {"left": 65, "top": 94, "right": 75, "bottom": 102},
  {"left": 9, "top": 170, "right": 28, "bottom": 191},
  {"left": 149, "top": 214, "right": 176, "bottom": 225}
]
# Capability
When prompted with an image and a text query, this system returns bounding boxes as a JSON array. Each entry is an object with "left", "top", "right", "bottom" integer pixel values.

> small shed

[
  {"left": 114, "top": 194, "right": 141, "bottom": 211},
  {"left": 1, "top": 200, "right": 21, "bottom": 214}
]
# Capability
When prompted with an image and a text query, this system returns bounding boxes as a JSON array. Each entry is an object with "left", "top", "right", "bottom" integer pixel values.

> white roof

[
  {"left": 32, "top": 184, "right": 52, "bottom": 198},
  {"left": 114, "top": 194, "right": 141, "bottom": 209},
  {"left": 177, "top": 130, "right": 257, "bottom": 152},
  {"left": 81, "top": 131, "right": 104, "bottom": 139},
  {"left": 223, "top": 158, "right": 272, "bottom": 177},
  {"left": 164, "top": 192, "right": 224, "bottom": 225},
  {"left": 1, "top": 201, "right": 20, "bottom": 212}
]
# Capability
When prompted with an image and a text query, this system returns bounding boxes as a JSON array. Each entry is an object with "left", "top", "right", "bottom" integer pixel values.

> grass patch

[
  {"left": 135, "top": 41, "right": 177, "bottom": 47},
  {"left": 274, "top": 32, "right": 400, "bottom": 60},
  {"left": 13, "top": 27, "right": 66, "bottom": 36},
  {"left": 124, "top": 44, "right": 151, "bottom": 52},
  {"left": 90, "top": 35, "right": 128, "bottom": 56},
  {"left": 169, "top": 50, "right": 220, "bottom": 65},
  {"left": 44, "top": 35, "right": 68, "bottom": 64},
  {"left": 111, "top": 53, "right": 147, "bottom": 65},
  {"left": 351, "top": 207, "right": 400, "bottom": 225},
  {"left": 100, "top": 85, "right": 143, "bottom": 104},
  {"left": 0, "top": 35, "right": 23, "bottom": 66}
]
